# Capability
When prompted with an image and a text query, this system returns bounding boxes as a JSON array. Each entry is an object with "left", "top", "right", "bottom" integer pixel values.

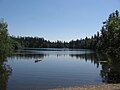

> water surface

[{"left": 2, "top": 49, "right": 107, "bottom": 90}]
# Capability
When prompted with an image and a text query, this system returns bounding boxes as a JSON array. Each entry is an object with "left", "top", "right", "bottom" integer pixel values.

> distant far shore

[{"left": 51, "top": 84, "right": 120, "bottom": 90}]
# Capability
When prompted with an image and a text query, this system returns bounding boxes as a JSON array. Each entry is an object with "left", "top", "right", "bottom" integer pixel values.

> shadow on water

[{"left": 0, "top": 55, "right": 12, "bottom": 90}]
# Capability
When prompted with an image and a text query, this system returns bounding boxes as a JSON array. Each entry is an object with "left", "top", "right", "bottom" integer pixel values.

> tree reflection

[
  {"left": 11, "top": 53, "right": 45, "bottom": 60},
  {"left": 10, "top": 50, "right": 46, "bottom": 60},
  {"left": 0, "top": 55, "right": 12, "bottom": 90},
  {"left": 99, "top": 54, "right": 120, "bottom": 83},
  {"left": 70, "top": 53, "right": 100, "bottom": 68},
  {"left": 70, "top": 53, "right": 120, "bottom": 84}
]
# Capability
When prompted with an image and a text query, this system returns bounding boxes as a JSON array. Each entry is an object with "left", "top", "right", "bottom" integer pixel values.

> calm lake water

[{"left": 2, "top": 48, "right": 119, "bottom": 90}]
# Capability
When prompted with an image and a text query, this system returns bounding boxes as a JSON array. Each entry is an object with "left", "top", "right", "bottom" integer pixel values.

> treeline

[
  {"left": 11, "top": 10, "right": 120, "bottom": 54},
  {"left": 10, "top": 36, "right": 69, "bottom": 48},
  {"left": 1, "top": 10, "right": 120, "bottom": 56}
]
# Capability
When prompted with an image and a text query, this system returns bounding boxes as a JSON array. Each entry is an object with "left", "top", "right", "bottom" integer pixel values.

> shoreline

[{"left": 51, "top": 84, "right": 120, "bottom": 90}]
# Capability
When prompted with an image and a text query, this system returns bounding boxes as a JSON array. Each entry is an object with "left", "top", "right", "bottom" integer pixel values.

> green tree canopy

[{"left": 0, "top": 19, "right": 13, "bottom": 56}]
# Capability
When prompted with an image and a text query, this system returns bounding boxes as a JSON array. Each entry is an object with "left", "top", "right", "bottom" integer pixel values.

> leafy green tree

[
  {"left": 98, "top": 10, "right": 120, "bottom": 54},
  {"left": 0, "top": 19, "right": 13, "bottom": 56}
]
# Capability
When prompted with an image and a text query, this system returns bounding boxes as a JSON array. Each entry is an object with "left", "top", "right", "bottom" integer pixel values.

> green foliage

[
  {"left": 11, "top": 39, "right": 22, "bottom": 50},
  {"left": 0, "top": 19, "right": 13, "bottom": 56},
  {"left": 98, "top": 10, "right": 120, "bottom": 54},
  {"left": 11, "top": 36, "right": 69, "bottom": 48}
]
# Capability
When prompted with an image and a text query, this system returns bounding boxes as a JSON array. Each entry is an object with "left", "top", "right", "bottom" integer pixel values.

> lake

[{"left": 1, "top": 48, "right": 120, "bottom": 90}]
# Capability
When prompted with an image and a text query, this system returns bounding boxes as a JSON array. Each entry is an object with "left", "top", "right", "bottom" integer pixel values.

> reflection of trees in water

[
  {"left": 10, "top": 50, "right": 46, "bottom": 60},
  {"left": 100, "top": 55, "right": 120, "bottom": 83},
  {"left": 10, "top": 54, "right": 46, "bottom": 60},
  {"left": 70, "top": 53, "right": 100, "bottom": 68},
  {"left": 0, "top": 55, "right": 12, "bottom": 90},
  {"left": 70, "top": 53, "right": 120, "bottom": 84},
  {"left": 70, "top": 53, "right": 96, "bottom": 61}
]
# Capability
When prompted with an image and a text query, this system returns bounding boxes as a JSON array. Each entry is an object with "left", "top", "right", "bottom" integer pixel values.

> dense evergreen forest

[
  {"left": 10, "top": 36, "right": 69, "bottom": 48},
  {"left": 0, "top": 10, "right": 120, "bottom": 56}
]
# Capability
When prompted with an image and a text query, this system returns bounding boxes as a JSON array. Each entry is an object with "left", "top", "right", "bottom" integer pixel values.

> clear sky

[{"left": 0, "top": 0, "right": 120, "bottom": 41}]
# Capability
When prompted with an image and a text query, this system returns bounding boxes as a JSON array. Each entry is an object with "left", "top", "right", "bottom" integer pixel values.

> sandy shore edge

[{"left": 50, "top": 84, "right": 120, "bottom": 90}]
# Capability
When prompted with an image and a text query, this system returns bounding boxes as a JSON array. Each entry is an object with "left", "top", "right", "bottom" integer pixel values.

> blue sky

[{"left": 0, "top": 0, "right": 120, "bottom": 41}]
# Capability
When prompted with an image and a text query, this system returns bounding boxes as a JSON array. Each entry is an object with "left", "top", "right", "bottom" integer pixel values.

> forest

[{"left": 0, "top": 10, "right": 120, "bottom": 56}]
